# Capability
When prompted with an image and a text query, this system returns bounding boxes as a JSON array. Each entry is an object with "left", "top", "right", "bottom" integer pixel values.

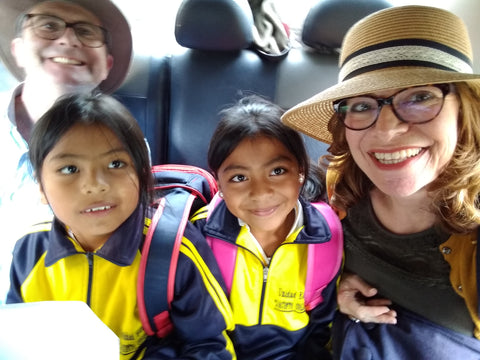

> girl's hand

[{"left": 337, "top": 272, "right": 397, "bottom": 324}]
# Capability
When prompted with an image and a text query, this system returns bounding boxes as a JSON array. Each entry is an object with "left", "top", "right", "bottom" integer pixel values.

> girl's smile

[
  {"left": 249, "top": 205, "right": 279, "bottom": 217},
  {"left": 81, "top": 204, "right": 115, "bottom": 214}
]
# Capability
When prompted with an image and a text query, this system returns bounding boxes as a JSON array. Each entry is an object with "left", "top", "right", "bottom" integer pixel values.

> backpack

[
  {"left": 137, "top": 164, "right": 218, "bottom": 337},
  {"left": 205, "top": 194, "right": 343, "bottom": 311}
]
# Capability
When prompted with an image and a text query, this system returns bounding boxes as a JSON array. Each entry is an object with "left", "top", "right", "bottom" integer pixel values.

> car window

[
  {"left": 113, "top": 0, "right": 183, "bottom": 56},
  {"left": 0, "top": 60, "right": 18, "bottom": 92}
]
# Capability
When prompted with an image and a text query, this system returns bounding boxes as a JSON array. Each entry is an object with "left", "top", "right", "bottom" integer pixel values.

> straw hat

[
  {"left": 0, "top": 0, "right": 132, "bottom": 93},
  {"left": 282, "top": 5, "right": 480, "bottom": 144}
]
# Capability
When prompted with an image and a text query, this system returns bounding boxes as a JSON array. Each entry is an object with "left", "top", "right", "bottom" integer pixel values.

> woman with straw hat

[{"left": 282, "top": 5, "right": 480, "bottom": 359}]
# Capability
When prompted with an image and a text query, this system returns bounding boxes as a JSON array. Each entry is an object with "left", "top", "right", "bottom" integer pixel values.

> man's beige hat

[
  {"left": 0, "top": 0, "right": 132, "bottom": 93},
  {"left": 282, "top": 5, "right": 480, "bottom": 144}
]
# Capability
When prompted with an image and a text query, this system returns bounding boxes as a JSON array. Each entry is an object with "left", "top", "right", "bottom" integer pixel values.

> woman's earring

[
  {"left": 219, "top": 191, "right": 224, "bottom": 198},
  {"left": 299, "top": 174, "right": 305, "bottom": 184}
]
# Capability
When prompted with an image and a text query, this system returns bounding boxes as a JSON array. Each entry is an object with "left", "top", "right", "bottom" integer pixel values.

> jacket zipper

[
  {"left": 258, "top": 265, "right": 269, "bottom": 323},
  {"left": 86, "top": 252, "right": 94, "bottom": 306},
  {"left": 257, "top": 243, "right": 290, "bottom": 324},
  {"left": 219, "top": 240, "right": 269, "bottom": 324},
  {"left": 213, "top": 236, "right": 285, "bottom": 324}
]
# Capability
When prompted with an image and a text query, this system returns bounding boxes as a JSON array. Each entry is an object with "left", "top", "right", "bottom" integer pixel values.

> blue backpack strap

[
  {"left": 304, "top": 202, "right": 343, "bottom": 311},
  {"left": 137, "top": 165, "right": 218, "bottom": 337}
]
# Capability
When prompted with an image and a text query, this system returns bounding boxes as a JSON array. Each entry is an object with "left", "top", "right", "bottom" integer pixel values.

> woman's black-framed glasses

[
  {"left": 22, "top": 14, "right": 109, "bottom": 48},
  {"left": 333, "top": 84, "right": 452, "bottom": 131}
]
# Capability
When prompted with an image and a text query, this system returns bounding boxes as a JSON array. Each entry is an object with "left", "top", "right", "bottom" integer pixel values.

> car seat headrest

[
  {"left": 302, "top": 0, "right": 392, "bottom": 52},
  {"left": 175, "top": 0, "right": 254, "bottom": 51}
]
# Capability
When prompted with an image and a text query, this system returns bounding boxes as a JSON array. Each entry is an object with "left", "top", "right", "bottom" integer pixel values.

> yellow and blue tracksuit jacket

[
  {"left": 191, "top": 198, "right": 339, "bottom": 360},
  {"left": 7, "top": 206, "right": 235, "bottom": 360}
]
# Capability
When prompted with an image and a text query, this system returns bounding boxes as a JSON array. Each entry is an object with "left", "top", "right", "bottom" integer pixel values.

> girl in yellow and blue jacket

[
  {"left": 6, "top": 93, "right": 234, "bottom": 360},
  {"left": 191, "top": 95, "right": 342, "bottom": 359}
]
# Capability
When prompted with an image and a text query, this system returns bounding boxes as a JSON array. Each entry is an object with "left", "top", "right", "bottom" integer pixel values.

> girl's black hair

[
  {"left": 208, "top": 94, "right": 325, "bottom": 201},
  {"left": 29, "top": 92, "right": 153, "bottom": 207}
]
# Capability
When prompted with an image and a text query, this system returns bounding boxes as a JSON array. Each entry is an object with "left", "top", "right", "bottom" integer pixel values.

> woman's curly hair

[{"left": 323, "top": 81, "right": 480, "bottom": 234}]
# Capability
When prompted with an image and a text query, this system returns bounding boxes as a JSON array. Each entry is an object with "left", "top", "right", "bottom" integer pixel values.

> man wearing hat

[
  {"left": 0, "top": 0, "right": 132, "bottom": 305},
  {"left": 282, "top": 5, "right": 480, "bottom": 359}
]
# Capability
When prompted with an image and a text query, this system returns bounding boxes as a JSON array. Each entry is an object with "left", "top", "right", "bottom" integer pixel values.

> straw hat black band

[
  {"left": 342, "top": 60, "right": 468, "bottom": 83},
  {"left": 340, "top": 39, "right": 473, "bottom": 82},
  {"left": 342, "top": 39, "right": 472, "bottom": 68}
]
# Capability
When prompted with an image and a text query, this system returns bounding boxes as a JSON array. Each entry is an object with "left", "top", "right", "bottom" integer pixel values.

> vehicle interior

[
  {"left": 1, "top": 0, "right": 479, "bottom": 170},
  {"left": 113, "top": 0, "right": 393, "bottom": 169},
  {"left": 2, "top": 0, "right": 480, "bottom": 356}
]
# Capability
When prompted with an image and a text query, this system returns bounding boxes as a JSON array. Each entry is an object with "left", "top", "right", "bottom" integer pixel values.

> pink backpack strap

[
  {"left": 206, "top": 193, "right": 237, "bottom": 295},
  {"left": 304, "top": 202, "right": 343, "bottom": 311}
]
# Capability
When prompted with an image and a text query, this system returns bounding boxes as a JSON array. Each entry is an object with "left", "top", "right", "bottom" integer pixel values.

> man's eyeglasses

[
  {"left": 22, "top": 14, "right": 109, "bottom": 48},
  {"left": 333, "top": 84, "right": 452, "bottom": 131}
]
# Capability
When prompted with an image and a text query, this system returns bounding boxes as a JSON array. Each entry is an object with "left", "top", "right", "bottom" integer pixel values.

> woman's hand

[{"left": 337, "top": 272, "right": 397, "bottom": 324}]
